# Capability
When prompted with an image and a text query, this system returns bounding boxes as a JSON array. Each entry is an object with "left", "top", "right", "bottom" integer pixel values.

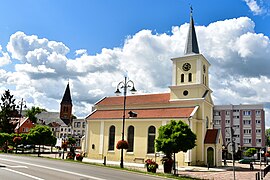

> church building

[{"left": 85, "top": 10, "right": 223, "bottom": 167}]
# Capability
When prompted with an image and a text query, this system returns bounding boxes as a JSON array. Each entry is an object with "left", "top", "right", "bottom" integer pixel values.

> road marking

[
  {"left": 0, "top": 163, "right": 28, "bottom": 168},
  {"left": 2, "top": 168, "right": 44, "bottom": 180},
  {"left": 0, "top": 158, "right": 106, "bottom": 180}
]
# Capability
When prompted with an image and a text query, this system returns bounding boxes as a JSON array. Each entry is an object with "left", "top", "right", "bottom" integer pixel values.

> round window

[{"left": 183, "top": 90, "right": 189, "bottom": 96}]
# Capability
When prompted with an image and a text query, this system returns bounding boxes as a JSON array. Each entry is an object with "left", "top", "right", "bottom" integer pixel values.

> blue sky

[
  {"left": 1, "top": 0, "right": 269, "bottom": 55},
  {"left": 0, "top": 0, "right": 270, "bottom": 127}
]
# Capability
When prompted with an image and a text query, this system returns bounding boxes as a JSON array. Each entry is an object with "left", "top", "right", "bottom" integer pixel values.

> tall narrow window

[
  {"left": 205, "top": 76, "right": 207, "bottom": 85},
  {"left": 203, "top": 75, "right": 205, "bottom": 84},
  {"left": 108, "top": 125, "right": 115, "bottom": 151},
  {"left": 127, "top": 126, "right": 134, "bottom": 152},
  {"left": 147, "top": 126, "right": 156, "bottom": 154},
  {"left": 188, "top": 73, "right": 192, "bottom": 82},
  {"left": 181, "top": 74, "right": 184, "bottom": 83}
]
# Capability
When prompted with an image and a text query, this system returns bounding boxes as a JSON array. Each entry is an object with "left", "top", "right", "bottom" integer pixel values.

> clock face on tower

[{"left": 182, "top": 63, "right": 191, "bottom": 71}]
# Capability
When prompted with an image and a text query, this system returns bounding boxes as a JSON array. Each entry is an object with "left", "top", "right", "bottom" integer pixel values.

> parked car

[{"left": 239, "top": 159, "right": 253, "bottom": 164}]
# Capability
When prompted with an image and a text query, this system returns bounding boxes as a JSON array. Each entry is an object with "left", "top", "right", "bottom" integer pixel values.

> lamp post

[
  {"left": 115, "top": 76, "right": 136, "bottom": 168},
  {"left": 260, "top": 148, "right": 265, "bottom": 179},
  {"left": 17, "top": 98, "right": 27, "bottom": 135},
  {"left": 225, "top": 126, "right": 236, "bottom": 180}
]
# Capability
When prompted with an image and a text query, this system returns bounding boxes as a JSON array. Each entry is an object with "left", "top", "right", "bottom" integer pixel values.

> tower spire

[
  {"left": 184, "top": 6, "right": 200, "bottom": 55},
  {"left": 61, "top": 82, "right": 72, "bottom": 105}
]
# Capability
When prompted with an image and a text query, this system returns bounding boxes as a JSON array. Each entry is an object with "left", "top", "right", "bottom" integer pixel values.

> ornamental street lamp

[
  {"left": 115, "top": 76, "right": 136, "bottom": 168},
  {"left": 16, "top": 98, "right": 27, "bottom": 135}
]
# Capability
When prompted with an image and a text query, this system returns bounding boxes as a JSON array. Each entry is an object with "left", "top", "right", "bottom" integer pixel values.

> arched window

[
  {"left": 127, "top": 126, "right": 134, "bottom": 152},
  {"left": 108, "top": 125, "right": 115, "bottom": 151},
  {"left": 147, "top": 126, "right": 156, "bottom": 154},
  {"left": 188, "top": 73, "right": 192, "bottom": 82},
  {"left": 181, "top": 74, "right": 184, "bottom": 83}
]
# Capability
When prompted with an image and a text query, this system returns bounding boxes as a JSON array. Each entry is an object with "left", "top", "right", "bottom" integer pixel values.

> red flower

[{"left": 116, "top": 140, "right": 129, "bottom": 149}]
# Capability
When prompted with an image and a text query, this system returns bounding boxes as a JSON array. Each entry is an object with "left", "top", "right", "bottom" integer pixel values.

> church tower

[
  {"left": 60, "top": 82, "right": 73, "bottom": 125},
  {"left": 170, "top": 8, "right": 212, "bottom": 104}
]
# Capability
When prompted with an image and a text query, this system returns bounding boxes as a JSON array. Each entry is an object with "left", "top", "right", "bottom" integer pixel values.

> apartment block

[{"left": 213, "top": 104, "right": 265, "bottom": 149}]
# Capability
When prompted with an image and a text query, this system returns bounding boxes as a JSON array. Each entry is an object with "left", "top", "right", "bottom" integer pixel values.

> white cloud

[
  {"left": 0, "top": 45, "right": 11, "bottom": 67},
  {"left": 75, "top": 49, "right": 87, "bottom": 56},
  {"left": 243, "top": 0, "right": 266, "bottom": 15},
  {"left": 244, "top": 0, "right": 263, "bottom": 15},
  {"left": 2, "top": 16, "right": 270, "bottom": 128}
]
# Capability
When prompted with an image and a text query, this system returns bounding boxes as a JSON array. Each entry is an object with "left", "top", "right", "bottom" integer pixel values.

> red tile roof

[
  {"left": 87, "top": 107, "right": 196, "bottom": 120},
  {"left": 97, "top": 93, "right": 170, "bottom": 106},
  {"left": 204, "top": 129, "right": 219, "bottom": 144}
]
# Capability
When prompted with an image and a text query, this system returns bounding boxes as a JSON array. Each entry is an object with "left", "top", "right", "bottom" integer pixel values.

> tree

[
  {"left": 27, "top": 125, "right": 56, "bottom": 156},
  {"left": 244, "top": 148, "right": 257, "bottom": 157},
  {"left": 156, "top": 120, "right": 197, "bottom": 155},
  {"left": 0, "top": 90, "right": 17, "bottom": 133},
  {"left": 67, "top": 136, "right": 76, "bottom": 145},
  {"left": 156, "top": 120, "right": 196, "bottom": 173},
  {"left": 25, "top": 106, "right": 45, "bottom": 123},
  {"left": 266, "top": 128, "right": 270, "bottom": 146}
]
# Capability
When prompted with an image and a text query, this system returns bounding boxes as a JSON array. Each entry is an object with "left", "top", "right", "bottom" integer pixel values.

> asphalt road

[{"left": 0, "top": 154, "right": 166, "bottom": 180}]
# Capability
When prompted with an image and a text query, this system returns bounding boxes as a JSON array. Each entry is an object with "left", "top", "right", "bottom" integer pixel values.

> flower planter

[
  {"left": 145, "top": 159, "right": 158, "bottom": 173},
  {"left": 147, "top": 166, "right": 157, "bottom": 173},
  {"left": 163, "top": 161, "right": 173, "bottom": 173}
]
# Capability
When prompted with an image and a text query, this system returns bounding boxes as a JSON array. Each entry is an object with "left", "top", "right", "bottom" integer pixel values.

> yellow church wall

[
  {"left": 195, "top": 121, "right": 205, "bottom": 165},
  {"left": 87, "top": 121, "right": 102, "bottom": 159}
]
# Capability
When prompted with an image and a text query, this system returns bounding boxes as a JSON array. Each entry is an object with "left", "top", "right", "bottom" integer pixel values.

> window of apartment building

[
  {"left": 82, "top": 130, "right": 85, "bottom": 135},
  {"left": 68, "top": 128, "right": 71, "bottom": 132},
  {"left": 233, "top": 110, "right": 239, "bottom": 112},
  {"left": 61, "top": 128, "right": 63, "bottom": 131},
  {"left": 256, "top": 110, "right": 261, "bottom": 116},
  {"left": 77, "top": 122, "right": 81, "bottom": 128},
  {"left": 225, "top": 138, "right": 231, "bottom": 142},
  {"left": 78, "top": 130, "right": 80, "bottom": 135},
  {"left": 243, "top": 111, "right": 251, "bottom": 116},
  {"left": 243, "top": 120, "right": 251, "bottom": 125},
  {"left": 74, "top": 130, "right": 76, "bottom": 135},
  {"left": 82, "top": 122, "right": 86, "bottom": 128},
  {"left": 235, "top": 134, "right": 240, "bottom": 138},
  {"left": 256, "top": 129, "right": 261, "bottom": 134},
  {"left": 244, "top": 139, "right": 251, "bottom": 144},
  {"left": 233, "top": 116, "right": 239, "bottom": 119},
  {"left": 52, "top": 128, "right": 54, "bottom": 131},
  {"left": 243, "top": 129, "right": 251, "bottom": 134},
  {"left": 65, "top": 128, "right": 67, "bottom": 132},
  {"left": 215, "top": 120, "right": 221, "bottom": 125},
  {"left": 226, "top": 111, "right": 230, "bottom": 115},
  {"left": 225, "top": 120, "right": 230, "bottom": 124},
  {"left": 234, "top": 125, "right": 240, "bottom": 128},
  {"left": 214, "top": 111, "right": 220, "bottom": 116},
  {"left": 256, "top": 120, "right": 261, "bottom": 124},
  {"left": 256, "top": 139, "right": 261, "bottom": 143}
]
